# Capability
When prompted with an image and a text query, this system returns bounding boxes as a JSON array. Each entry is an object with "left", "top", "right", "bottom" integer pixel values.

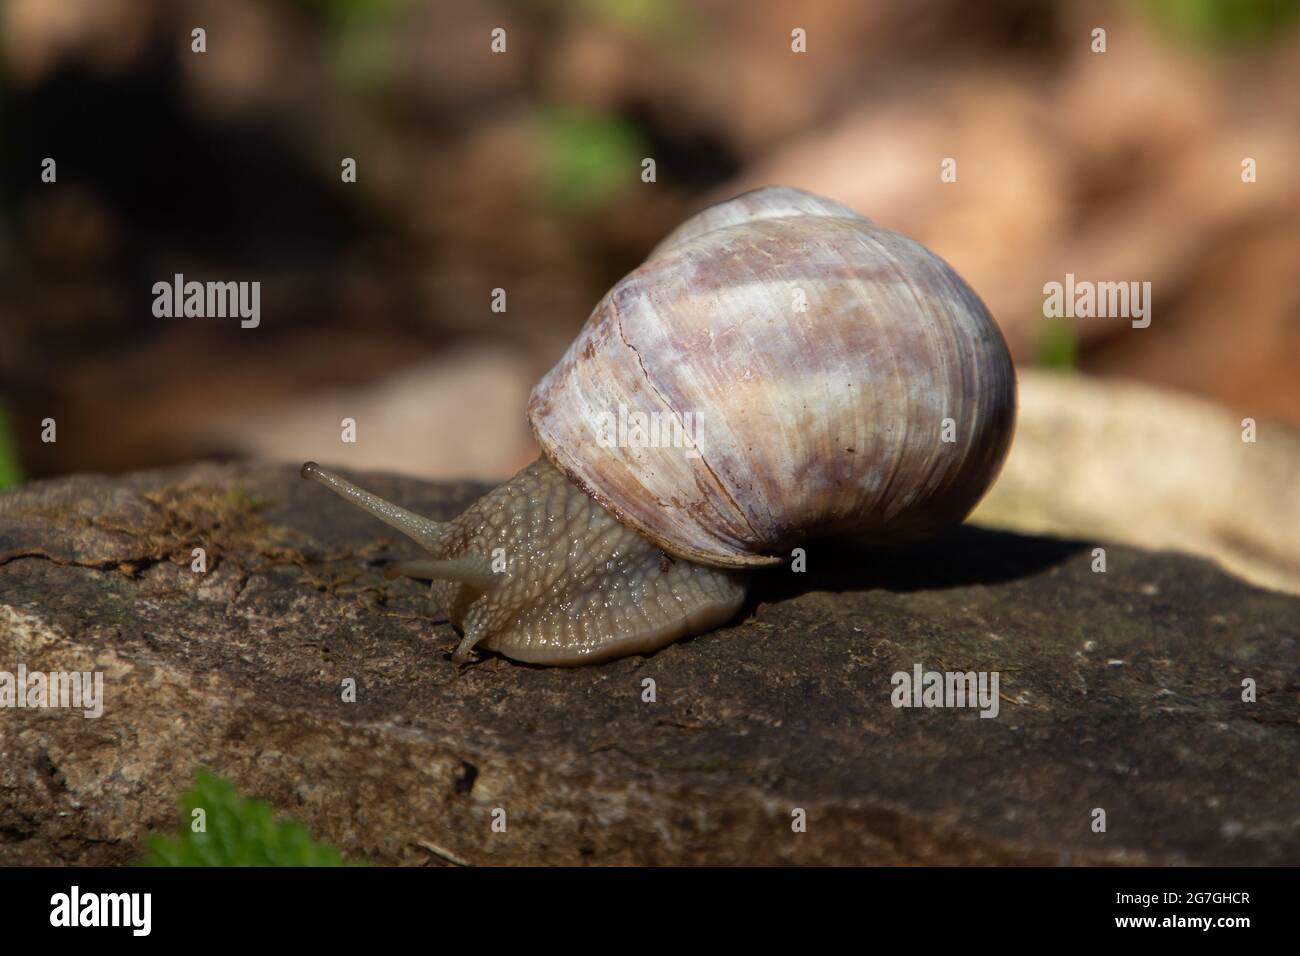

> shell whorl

[{"left": 528, "top": 186, "right": 1017, "bottom": 568}]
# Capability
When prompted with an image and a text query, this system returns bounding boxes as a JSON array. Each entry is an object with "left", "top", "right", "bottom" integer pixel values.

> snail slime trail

[{"left": 302, "top": 186, "right": 1016, "bottom": 666}]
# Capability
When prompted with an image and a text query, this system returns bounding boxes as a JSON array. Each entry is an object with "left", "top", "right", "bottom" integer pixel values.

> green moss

[{"left": 224, "top": 486, "right": 273, "bottom": 513}]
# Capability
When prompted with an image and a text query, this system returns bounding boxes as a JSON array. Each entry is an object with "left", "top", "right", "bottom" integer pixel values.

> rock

[
  {"left": 973, "top": 370, "right": 1300, "bottom": 596},
  {"left": 0, "top": 462, "right": 1296, "bottom": 865}
]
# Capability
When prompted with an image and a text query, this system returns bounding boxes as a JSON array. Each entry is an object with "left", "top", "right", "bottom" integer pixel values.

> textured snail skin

[
  {"left": 302, "top": 186, "right": 1016, "bottom": 665},
  {"left": 423, "top": 458, "right": 745, "bottom": 664},
  {"left": 301, "top": 458, "right": 746, "bottom": 665}
]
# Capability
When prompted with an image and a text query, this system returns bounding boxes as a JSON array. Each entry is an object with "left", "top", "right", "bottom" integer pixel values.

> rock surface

[
  {"left": 0, "top": 462, "right": 1296, "bottom": 866},
  {"left": 973, "top": 369, "right": 1300, "bottom": 597}
]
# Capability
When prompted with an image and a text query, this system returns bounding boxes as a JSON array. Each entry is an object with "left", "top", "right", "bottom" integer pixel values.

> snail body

[{"left": 303, "top": 187, "right": 1016, "bottom": 665}]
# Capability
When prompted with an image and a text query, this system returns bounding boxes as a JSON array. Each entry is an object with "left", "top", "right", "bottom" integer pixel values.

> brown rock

[{"left": 1, "top": 463, "right": 1296, "bottom": 865}]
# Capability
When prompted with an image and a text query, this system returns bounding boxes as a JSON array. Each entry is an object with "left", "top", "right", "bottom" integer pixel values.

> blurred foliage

[
  {"left": 1035, "top": 318, "right": 1078, "bottom": 371},
  {"left": 294, "top": 0, "right": 415, "bottom": 93},
  {"left": 139, "top": 769, "right": 348, "bottom": 866},
  {"left": 0, "top": 406, "right": 22, "bottom": 490},
  {"left": 533, "top": 107, "right": 646, "bottom": 212},
  {"left": 332, "top": 22, "right": 401, "bottom": 93},
  {"left": 295, "top": 0, "right": 416, "bottom": 29},
  {"left": 1135, "top": 0, "right": 1300, "bottom": 47},
  {"left": 577, "top": 0, "right": 699, "bottom": 46}
]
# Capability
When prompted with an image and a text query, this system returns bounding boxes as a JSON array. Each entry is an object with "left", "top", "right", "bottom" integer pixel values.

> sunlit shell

[{"left": 528, "top": 186, "right": 1017, "bottom": 568}]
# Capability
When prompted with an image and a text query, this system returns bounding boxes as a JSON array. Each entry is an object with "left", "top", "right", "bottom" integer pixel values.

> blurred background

[{"left": 0, "top": 0, "right": 1298, "bottom": 590}]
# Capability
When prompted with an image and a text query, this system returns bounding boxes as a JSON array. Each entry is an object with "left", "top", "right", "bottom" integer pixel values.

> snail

[{"left": 302, "top": 186, "right": 1016, "bottom": 666}]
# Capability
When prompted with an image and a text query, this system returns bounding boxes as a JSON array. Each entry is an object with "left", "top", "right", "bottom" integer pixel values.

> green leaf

[
  {"left": 0, "top": 404, "right": 23, "bottom": 490},
  {"left": 138, "top": 769, "right": 348, "bottom": 867}
]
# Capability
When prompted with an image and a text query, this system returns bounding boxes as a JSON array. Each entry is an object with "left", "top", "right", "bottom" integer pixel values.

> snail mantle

[{"left": 1, "top": 462, "right": 1296, "bottom": 865}]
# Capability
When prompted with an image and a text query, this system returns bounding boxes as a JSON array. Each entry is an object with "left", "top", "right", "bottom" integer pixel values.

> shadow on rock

[{"left": 747, "top": 525, "right": 1092, "bottom": 607}]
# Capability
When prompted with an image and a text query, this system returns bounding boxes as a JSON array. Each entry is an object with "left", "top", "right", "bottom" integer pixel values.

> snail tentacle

[
  {"left": 300, "top": 461, "right": 447, "bottom": 553},
  {"left": 384, "top": 557, "right": 500, "bottom": 592}
]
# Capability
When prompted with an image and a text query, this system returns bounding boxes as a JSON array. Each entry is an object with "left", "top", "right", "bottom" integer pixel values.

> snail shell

[
  {"left": 302, "top": 186, "right": 1017, "bottom": 664},
  {"left": 529, "top": 186, "right": 1017, "bottom": 568}
]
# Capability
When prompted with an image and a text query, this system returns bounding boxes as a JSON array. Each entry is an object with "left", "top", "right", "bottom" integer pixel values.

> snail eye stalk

[{"left": 300, "top": 461, "right": 448, "bottom": 554}]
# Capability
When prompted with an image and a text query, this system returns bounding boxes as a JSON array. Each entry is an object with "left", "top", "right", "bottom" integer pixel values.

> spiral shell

[{"left": 528, "top": 186, "right": 1016, "bottom": 568}]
